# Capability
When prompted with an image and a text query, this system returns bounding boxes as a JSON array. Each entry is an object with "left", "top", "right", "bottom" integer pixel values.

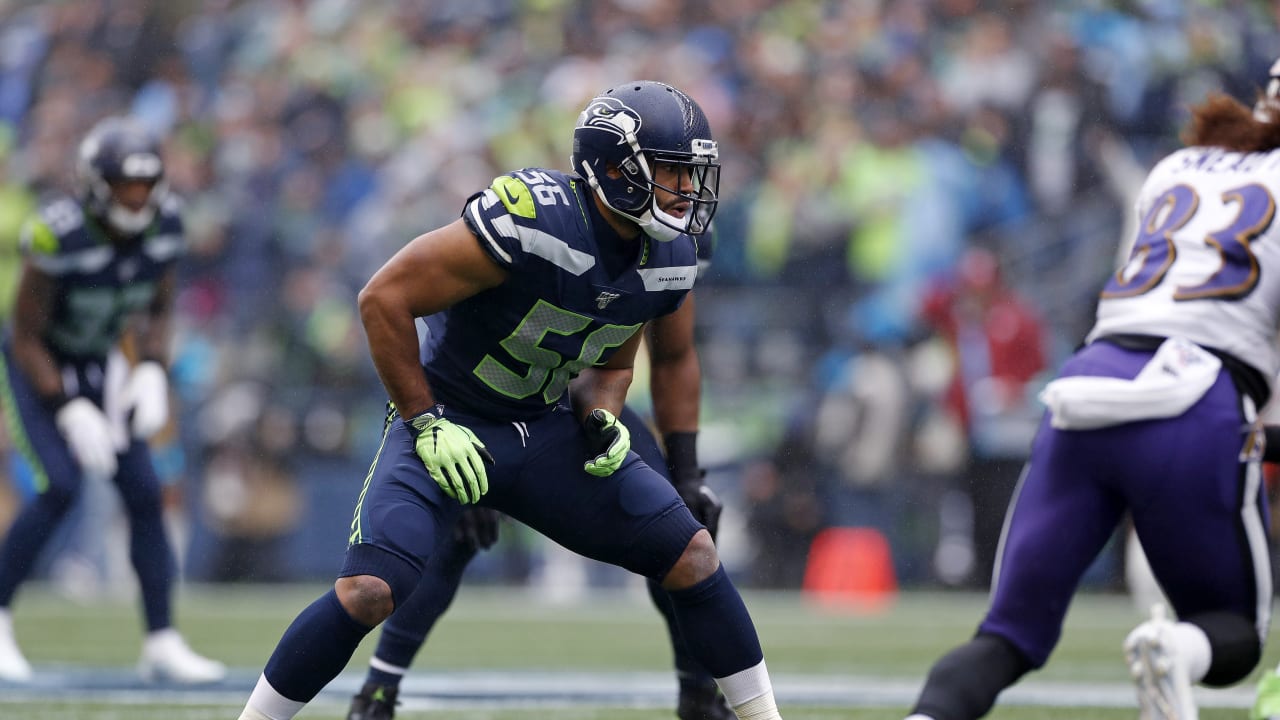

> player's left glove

[
  {"left": 123, "top": 361, "right": 169, "bottom": 440},
  {"left": 583, "top": 408, "right": 630, "bottom": 477},
  {"left": 665, "top": 431, "right": 722, "bottom": 539},
  {"left": 405, "top": 407, "right": 494, "bottom": 504},
  {"left": 455, "top": 506, "right": 502, "bottom": 552}
]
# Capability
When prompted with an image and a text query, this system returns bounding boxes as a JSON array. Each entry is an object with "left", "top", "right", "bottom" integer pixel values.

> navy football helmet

[
  {"left": 76, "top": 116, "right": 167, "bottom": 234},
  {"left": 572, "top": 81, "right": 719, "bottom": 242}
]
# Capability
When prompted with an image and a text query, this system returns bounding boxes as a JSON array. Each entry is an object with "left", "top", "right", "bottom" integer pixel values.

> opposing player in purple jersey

[
  {"left": 906, "top": 65, "right": 1280, "bottom": 720},
  {"left": 0, "top": 116, "right": 224, "bottom": 684},
  {"left": 238, "top": 81, "right": 783, "bottom": 720}
]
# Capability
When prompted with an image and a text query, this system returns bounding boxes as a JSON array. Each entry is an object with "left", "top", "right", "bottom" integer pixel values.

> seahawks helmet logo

[{"left": 578, "top": 98, "right": 642, "bottom": 143}]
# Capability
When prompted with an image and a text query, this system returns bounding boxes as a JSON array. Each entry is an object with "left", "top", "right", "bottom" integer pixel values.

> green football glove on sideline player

[
  {"left": 583, "top": 408, "right": 630, "bottom": 477},
  {"left": 405, "top": 408, "right": 494, "bottom": 504}
]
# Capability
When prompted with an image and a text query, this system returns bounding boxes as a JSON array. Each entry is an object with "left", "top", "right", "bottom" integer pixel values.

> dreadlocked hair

[{"left": 1182, "top": 92, "right": 1280, "bottom": 153}]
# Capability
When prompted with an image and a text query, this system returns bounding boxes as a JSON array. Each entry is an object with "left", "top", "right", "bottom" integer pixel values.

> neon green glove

[
  {"left": 405, "top": 408, "right": 494, "bottom": 504},
  {"left": 583, "top": 408, "right": 630, "bottom": 477},
  {"left": 1253, "top": 669, "right": 1280, "bottom": 720}
]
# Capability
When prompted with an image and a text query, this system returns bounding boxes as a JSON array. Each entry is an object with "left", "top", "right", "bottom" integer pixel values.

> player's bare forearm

[
  {"left": 359, "top": 220, "right": 507, "bottom": 419},
  {"left": 571, "top": 330, "right": 643, "bottom": 421},
  {"left": 135, "top": 270, "right": 176, "bottom": 365},
  {"left": 358, "top": 280, "right": 438, "bottom": 420},
  {"left": 11, "top": 263, "right": 64, "bottom": 403},
  {"left": 647, "top": 296, "right": 700, "bottom": 434},
  {"left": 650, "top": 355, "right": 700, "bottom": 434},
  {"left": 571, "top": 365, "right": 634, "bottom": 422}
]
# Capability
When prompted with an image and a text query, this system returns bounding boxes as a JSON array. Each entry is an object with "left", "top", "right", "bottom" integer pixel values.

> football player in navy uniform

[
  {"left": 238, "top": 81, "right": 783, "bottom": 720},
  {"left": 345, "top": 238, "right": 733, "bottom": 720},
  {"left": 905, "top": 66, "right": 1280, "bottom": 720},
  {"left": 0, "top": 116, "right": 225, "bottom": 683}
]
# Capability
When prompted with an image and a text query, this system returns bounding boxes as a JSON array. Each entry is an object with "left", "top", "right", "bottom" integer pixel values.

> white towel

[{"left": 1039, "top": 337, "right": 1222, "bottom": 430}]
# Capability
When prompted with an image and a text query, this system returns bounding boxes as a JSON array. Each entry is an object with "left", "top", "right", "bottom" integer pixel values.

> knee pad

[
  {"left": 340, "top": 543, "right": 422, "bottom": 608},
  {"left": 1186, "top": 611, "right": 1262, "bottom": 686},
  {"left": 633, "top": 504, "right": 704, "bottom": 580}
]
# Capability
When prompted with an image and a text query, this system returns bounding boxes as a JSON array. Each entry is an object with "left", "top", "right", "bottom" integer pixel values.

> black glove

[
  {"left": 454, "top": 506, "right": 502, "bottom": 551},
  {"left": 665, "top": 431, "right": 722, "bottom": 540}
]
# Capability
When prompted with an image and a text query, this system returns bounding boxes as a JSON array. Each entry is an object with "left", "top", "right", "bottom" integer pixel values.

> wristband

[
  {"left": 403, "top": 405, "right": 445, "bottom": 435},
  {"left": 663, "top": 431, "right": 699, "bottom": 484},
  {"left": 41, "top": 390, "right": 70, "bottom": 412}
]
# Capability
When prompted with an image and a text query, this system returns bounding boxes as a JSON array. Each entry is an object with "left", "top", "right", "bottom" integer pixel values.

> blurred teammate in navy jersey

[
  {"left": 0, "top": 116, "right": 224, "bottom": 684},
  {"left": 906, "top": 62, "right": 1280, "bottom": 720},
  {"left": 238, "top": 81, "right": 783, "bottom": 720}
]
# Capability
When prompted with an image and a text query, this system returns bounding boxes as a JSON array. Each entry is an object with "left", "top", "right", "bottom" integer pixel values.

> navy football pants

[
  {"left": 0, "top": 344, "right": 174, "bottom": 630},
  {"left": 366, "top": 405, "right": 715, "bottom": 682},
  {"left": 341, "top": 402, "right": 703, "bottom": 605}
]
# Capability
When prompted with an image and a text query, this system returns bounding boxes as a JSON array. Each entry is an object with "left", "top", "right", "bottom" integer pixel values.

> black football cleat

[
  {"left": 677, "top": 683, "right": 736, "bottom": 720},
  {"left": 347, "top": 682, "right": 399, "bottom": 720}
]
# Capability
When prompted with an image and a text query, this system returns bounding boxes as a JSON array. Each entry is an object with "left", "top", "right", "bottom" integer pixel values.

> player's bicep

[
  {"left": 646, "top": 292, "right": 697, "bottom": 366},
  {"left": 12, "top": 260, "right": 55, "bottom": 342},
  {"left": 366, "top": 217, "right": 508, "bottom": 318}
]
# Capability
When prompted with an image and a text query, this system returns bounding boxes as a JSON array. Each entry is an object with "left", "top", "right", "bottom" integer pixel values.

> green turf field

[{"left": 1, "top": 583, "right": 1273, "bottom": 719}]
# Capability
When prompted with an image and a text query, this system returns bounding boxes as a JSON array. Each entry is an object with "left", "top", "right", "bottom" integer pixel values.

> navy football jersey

[
  {"left": 421, "top": 168, "right": 699, "bottom": 420},
  {"left": 17, "top": 194, "right": 185, "bottom": 361}
]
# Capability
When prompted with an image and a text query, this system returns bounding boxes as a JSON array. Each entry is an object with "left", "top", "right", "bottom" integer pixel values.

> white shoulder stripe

[
  {"left": 473, "top": 189, "right": 596, "bottom": 276},
  {"left": 469, "top": 191, "right": 513, "bottom": 265},
  {"left": 490, "top": 213, "right": 595, "bottom": 276},
  {"left": 144, "top": 233, "right": 184, "bottom": 261},
  {"left": 30, "top": 246, "right": 113, "bottom": 275},
  {"left": 637, "top": 266, "right": 697, "bottom": 291}
]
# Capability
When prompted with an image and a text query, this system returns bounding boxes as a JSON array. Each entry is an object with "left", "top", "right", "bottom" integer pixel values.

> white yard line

[{"left": 0, "top": 668, "right": 1258, "bottom": 709}]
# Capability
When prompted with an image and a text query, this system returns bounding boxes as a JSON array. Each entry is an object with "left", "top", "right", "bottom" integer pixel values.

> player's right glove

[
  {"left": 455, "top": 506, "right": 502, "bottom": 552},
  {"left": 55, "top": 396, "right": 119, "bottom": 478},
  {"left": 583, "top": 408, "right": 630, "bottom": 477},
  {"left": 122, "top": 361, "right": 169, "bottom": 440},
  {"left": 665, "top": 431, "right": 722, "bottom": 539},
  {"left": 405, "top": 407, "right": 494, "bottom": 504}
]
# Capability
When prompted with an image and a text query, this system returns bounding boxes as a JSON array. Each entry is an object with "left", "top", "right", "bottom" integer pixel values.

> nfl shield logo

[{"left": 595, "top": 291, "right": 621, "bottom": 309}]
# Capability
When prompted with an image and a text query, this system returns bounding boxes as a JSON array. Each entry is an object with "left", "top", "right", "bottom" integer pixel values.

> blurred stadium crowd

[{"left": 0, "top": 0, "right": 1277, "bottom": 591}]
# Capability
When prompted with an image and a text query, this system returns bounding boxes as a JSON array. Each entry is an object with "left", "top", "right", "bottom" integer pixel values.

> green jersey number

[
  {"left": 48, "top": 283, "right": 155, "bottom": 356},
  {"left": 474, "top": 299, "right": 640, "bottom": 404}
]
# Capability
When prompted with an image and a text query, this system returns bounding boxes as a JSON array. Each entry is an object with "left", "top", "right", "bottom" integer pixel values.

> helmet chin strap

[
  {"left": 638, "top": 202, "right": 688, "bottom": 242},
  {"left": 580, "top": 158, "right": 688, "bottom": 241}
]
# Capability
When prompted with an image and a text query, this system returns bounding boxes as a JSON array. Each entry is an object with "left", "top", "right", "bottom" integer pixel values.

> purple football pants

[{"left": 980, "top": 340, "right": 1272, "bottom": 667}]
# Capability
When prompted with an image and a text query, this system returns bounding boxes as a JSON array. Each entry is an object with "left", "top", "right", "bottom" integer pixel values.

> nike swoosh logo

[{"left": 503, "top": 186, "right": 522, "bottom": 205}]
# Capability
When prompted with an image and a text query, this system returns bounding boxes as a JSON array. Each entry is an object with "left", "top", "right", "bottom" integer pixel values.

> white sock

[
  {"left": 904, "top": 715, "right": 937, "bottom": 720},
  {"left": 369, "top": 655, "right": 409, "bottom": 676},
  {"left": 240, "top": 673, "right": 306, "bottom": 720},
  {"left": 732, "top": 693, "right": 782, "bottom": 720},
  {"left": 717, "top": 660, "right": 781, "bottom": 719},
  {"left": 1171, "top": 621, "right": 1212, "bottom": 683},
  {"left": 144, "top": 627, "right": 180, "bottom": 648}
]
